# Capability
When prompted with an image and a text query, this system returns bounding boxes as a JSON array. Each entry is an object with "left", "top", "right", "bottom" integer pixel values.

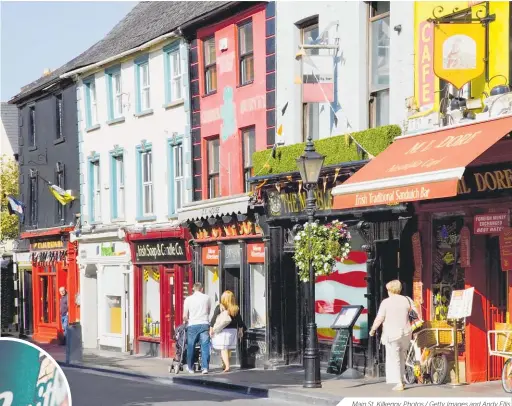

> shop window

[
  {"left": 239, "top": 20, "right": 254, "bottom": 85},
  {"left": 242, "top": 127, "right": 255, "bottom": 192},
  {"left": 204, "top": 265, "right": 220, "bottom": 318},
  {"left": 106, "top": 295, "right": 122, "bottom": 334},
  {"left": 142, "top": 266, "right": 160, "bottom": 338},
  {"left": 207, "top": 137, "right": 220, "bottom": 199},
  {"left": 203, "top": 37, "right": 217, "bottom": 94},
  {"left": 369, "top": 1, "right": 390, "bottom": 127},
  {"left": 249, "top": 264, "right": 266, "bottom": 329}
]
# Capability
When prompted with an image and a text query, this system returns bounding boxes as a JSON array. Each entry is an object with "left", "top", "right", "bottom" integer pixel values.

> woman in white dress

[{"left": 209, "top": 290, "right": 245, "bottom": 373}]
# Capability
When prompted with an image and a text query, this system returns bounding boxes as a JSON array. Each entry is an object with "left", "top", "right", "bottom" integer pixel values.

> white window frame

[
  {"left": 204, "top": 37, "right": 217, "bottom": 94},
  {"left": 90, "top": 81, "right": 98, "bottom": 125},
  {"left": 116, "top": 156, "right": 125, "bottom": 219},
  {"left": 172, "top": 144, "right": 184, "bottom": 211},
  {"left": 139, "top": 62, "right": 151, "bottom": 111},
  {"left": 93, "top": 161, "right": 101, "bottom": 222},
  {"left": 242, "top": 127, "right": 256, "bottom": 192},
  {"left": 169, "top": 50, "right": 182, "bottom": 101},
  {"left": 141, "top": 151, "right": 154, "bottom": 215},
  {"left": 113, "top": 72, "right": 123, "bottom": 118},
  {"left": 207, "top": 138, "right": 220, "bottom": 199},
  {"left": 238, "top": 20, "right": 254, "bottom": 85}
]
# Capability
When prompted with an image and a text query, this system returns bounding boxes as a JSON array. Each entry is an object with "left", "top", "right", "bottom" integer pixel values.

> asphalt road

[{"left": 63, "top": 367, "right": 289, "bottom": 406}]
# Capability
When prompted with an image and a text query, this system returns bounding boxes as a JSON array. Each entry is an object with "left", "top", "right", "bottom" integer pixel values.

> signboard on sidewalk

[
  {"left": 326, "top": 329, "right": 350, "bottom": 375},
  {"left": 474, "top": 212, "right": 509, "bottom": 234},
  {"left": 447, "top": 287, "right": 475, "bottom": 319},
  {"left": 499, "top": 227, "right": 512, "bottom": 271}
]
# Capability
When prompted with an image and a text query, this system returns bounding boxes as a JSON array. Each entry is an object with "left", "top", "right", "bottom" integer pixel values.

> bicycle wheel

[
  {"left": 501, "top": 358, "right": 512, "bottom": 393},
  {"left": 430, "top": 353, "right": 448, "bottom": 385},
  {"left": 404, "top": 365, "right": 416, "bottom": 385}
]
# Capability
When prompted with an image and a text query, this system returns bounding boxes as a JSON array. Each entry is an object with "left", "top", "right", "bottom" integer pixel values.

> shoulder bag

[
  {"left": 212, "top": 305, "right": 232, "bottom": 334},
  {"left": 406, "top": 296, "right": 423, "bottom": 332}
]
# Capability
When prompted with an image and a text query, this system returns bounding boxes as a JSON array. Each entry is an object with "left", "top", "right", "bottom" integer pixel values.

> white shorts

[{"left": 212, "top": 328, "right": 237, "bottom": 350}]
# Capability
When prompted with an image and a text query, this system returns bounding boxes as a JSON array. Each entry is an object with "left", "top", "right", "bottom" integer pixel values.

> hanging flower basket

[{"left": 293, "top": 220, "right": 352, "bottom": 282}]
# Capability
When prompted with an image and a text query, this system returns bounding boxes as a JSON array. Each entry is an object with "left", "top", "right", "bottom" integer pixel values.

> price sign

[
  {"left": 500, "top": 227, "right": 512, "bottom": 271},
  {"left": 447, "top": 287, "right": 475, "bottom": 320}
]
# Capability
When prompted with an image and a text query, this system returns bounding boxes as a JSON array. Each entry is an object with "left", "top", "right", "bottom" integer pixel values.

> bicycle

[{"left": 488, "top": 329, "right": 512, "bottom": 393}]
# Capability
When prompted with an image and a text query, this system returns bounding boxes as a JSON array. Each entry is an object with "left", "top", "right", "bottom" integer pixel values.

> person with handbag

[
  {"left": 369, "top": 279, "right": 421, "bottom": 391},
  {"left": 209, "top": 290, "right": 246, "bottom": 373}
]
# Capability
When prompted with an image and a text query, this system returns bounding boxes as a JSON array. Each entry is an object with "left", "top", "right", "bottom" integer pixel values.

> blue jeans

[
  {"left": 61, "top": 314, "right": 68, "bottom": 337},
  {"left": 187, "top": 324, "right": 210, "bottom": 371}
]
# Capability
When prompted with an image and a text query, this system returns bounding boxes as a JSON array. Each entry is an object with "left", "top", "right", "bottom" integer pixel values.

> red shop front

[
  {"left": 22, "top": 227, "right": 80, "bottom": 344},
  {"left": 127, "top": 228, "right": 193, "bottom": 358}
]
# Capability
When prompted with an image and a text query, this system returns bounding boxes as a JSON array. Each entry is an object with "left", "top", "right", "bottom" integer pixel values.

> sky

[{"left": 1, "top": 1, "right": 137, "bottom": 101}]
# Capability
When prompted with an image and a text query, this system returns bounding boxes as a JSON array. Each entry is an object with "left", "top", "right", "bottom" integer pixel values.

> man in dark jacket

[{"left": 59, "top": 287, "right": 68, "bottom": 339}]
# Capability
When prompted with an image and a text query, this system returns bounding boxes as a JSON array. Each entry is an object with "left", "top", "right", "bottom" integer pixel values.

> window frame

[
  {"left": 110, "top": 150, "right": 125, "bottom": 221},
  {"left": 207, "top": 137, "right": 220, "bottom": 199},
  {"left": 29, "top": 170, "right": 38, "bottom": 227},
  {"left": 238, "top": 19, "right": 254, "bottom": 86},
  {"left": 83, "top": 77, "right": 99, "bottom": 129},
  {"left": 28, "top": 105, "right": 36, "bottom": 148},
  {"left": 164, "top": 43, "right": 183, "bottom": 104},
  {"left": 136, "top": 143, "right": 156, "bottom": 221},
  {"left": 300, "top": 20, "right": 320, "bottom": 56},
  {"left": 106, "top": 65, "right": 124, "bottom": 122},
  {"left": 55, "top": 95, "right": 63, "bottom": 140},
  {"left": 203, "top": 36, "right": 217, "bottom": 95},
  {"left": 135, "top": 55, "right": 152, "bottom": 114},
  {"left": 241, "top": 127, "right": 256, "bottom": 192},
  {"left": 88, "top": 156, "right": 101, "bottom": 224},
  {"left": 168, "top": 136, "right": 184, "bottom": 217}
]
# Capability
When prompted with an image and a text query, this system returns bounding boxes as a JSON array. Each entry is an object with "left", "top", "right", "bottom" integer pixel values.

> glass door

[{"left": 38, "top": 266, "right": 57, "bottom": 326}]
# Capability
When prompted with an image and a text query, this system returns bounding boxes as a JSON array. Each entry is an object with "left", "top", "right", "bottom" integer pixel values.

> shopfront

[
  {"left": 21, "top": 227, "right": 80, "bottom": 344},
  {"left": 331, "top": 115, "right": 512, "bottom": 382},
  {"left": 126, "top": 228, "right": 192, "bottom": 358},
  {"left": 76, "top": 229, "right": 133, "bottom": 352}
]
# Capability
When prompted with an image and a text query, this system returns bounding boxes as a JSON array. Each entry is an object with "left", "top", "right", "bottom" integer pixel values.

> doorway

[
  {"left": 23, "top": 270, "right": 33, "bottom": 334},
  {"left": 223, "top": 267, "right": 240, "bottom": 300},
  {"left": 163, "top": 268, "right": 177, "bottom": 358},
  {"left": 374, "top": 239, "right": 400, "bottom": 303}
]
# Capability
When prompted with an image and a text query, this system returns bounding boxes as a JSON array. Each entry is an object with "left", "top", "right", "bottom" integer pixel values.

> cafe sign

[{"left": 134, "top": 239, "right": 187, "bottom": 263}]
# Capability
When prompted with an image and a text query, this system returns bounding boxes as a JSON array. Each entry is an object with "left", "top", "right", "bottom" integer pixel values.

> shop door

[
  {"left": 487, "top": 236, "right": 507, "bottom": 380},
  {"left": 163, "top": 269, "right": 177, "bottom": 358},
  {"left": 38, "top": 266, "right": 58, "bottom": 327},
  {"left": 24, "top": 270, "right": 33, "bottom": 334},
  {"left": 374, "top": 239, "right": 400, "bottom": 303},
  {"left": 223, "top": 267, "right": 240, "bottom": 301}
]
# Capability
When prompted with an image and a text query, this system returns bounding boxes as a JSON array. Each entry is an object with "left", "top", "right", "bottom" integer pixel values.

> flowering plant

[{"left": 293, "top": 220, "right": 352, "bottom": 282}]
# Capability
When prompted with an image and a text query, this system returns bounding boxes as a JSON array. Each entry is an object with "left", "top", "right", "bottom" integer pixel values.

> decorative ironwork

[{"left": 428, "top": 2, "right": 494, "bottom": 25}]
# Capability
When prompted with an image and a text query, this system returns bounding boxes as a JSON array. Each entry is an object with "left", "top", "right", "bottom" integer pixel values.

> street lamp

[{"left": 296, "top": 135, "right": 325, "bottom": 389}]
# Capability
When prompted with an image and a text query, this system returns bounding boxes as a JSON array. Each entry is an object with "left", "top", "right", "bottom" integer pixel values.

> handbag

[
  {"left": 406, "top": 296, "right": 423, "bottom": 332},
  {"left": 212, "top": 305, "right": 232, "bottom": 334}
]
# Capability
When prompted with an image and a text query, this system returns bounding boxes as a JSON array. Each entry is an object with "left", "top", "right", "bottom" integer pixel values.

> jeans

[
  {"left": 187, "top": 323, "right": 210, "bottom": 371},
  {"left": 61, "top": 314, "right": 69, "bottom": 337}
]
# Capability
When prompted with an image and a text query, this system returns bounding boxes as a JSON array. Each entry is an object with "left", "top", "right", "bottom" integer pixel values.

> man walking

[
  {"left": 183, "top": 282, "right": 211, "bottom": 374},
  {"left": 59, "top": 287, "right": 68, "bottom": 343}
]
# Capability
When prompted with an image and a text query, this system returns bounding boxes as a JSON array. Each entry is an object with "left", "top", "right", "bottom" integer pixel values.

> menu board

[
  {"left": 447, "top": 287, "right": 475, "bottom": 320},
  {"left": 500, "top": 227, "right": 512, "bottom": 271},
  {"left": 326, "top": 329, "right": 350, "bottom": 375}
]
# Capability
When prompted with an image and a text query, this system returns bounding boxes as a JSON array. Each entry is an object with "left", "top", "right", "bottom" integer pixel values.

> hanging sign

[
  {"left": 247, "top": 243, "right": 265, "bottom": 263},
  {"left": 459, "top": 226, "right": 471, "bottom": 267},
  {"left": 202, "top": 246, "right": 219, "bottom": 265},
  {"left": 474, "top": 212, "right": 509, "bottom": 234},
  {"left": 499, "top": 227, "right": 512, "bottom": 272},
  {"left": 447, "top": 287, "right": 475, "bottom": 319},
  {"left": 417, "top": 21, "right": 435, "bottom": 109},
  {"left": 433, "top": 23, "right": 485, "bottom": 89},
  {"left": 411, "top": 232, "right": 423, "bottom": 280},
  {"left": 134, "top": 239, "right": 187, "bottom": 263},
  {"left": 302, "top": 55, "right": 334, "bottom": 103}
]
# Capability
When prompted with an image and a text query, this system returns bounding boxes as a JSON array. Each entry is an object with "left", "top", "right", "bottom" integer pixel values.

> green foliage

[
  {"left": 252, "top": 125, "right": 402, "bottom": 176},
  {"left": 0, "top": 155, "right": 19, "bottom": 241}
]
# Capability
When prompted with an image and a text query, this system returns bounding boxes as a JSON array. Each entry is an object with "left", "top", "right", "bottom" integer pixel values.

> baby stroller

[{"left": 169, "top": 323, "right": 202, "bottom": 374}]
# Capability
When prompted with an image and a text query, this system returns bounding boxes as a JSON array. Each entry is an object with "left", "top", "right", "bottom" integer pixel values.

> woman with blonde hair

[
  {"left": 369, "top": 279, "right": 421, "bottom": 391},
  {"left": 210, "top": 290, "right": 246, "bottom": 372}
]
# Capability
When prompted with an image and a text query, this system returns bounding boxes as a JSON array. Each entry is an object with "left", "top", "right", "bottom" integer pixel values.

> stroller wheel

[{"left": 173, "top": 364, "right": 180, "bottom": 375}]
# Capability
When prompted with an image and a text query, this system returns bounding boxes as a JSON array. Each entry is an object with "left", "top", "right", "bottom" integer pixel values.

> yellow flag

[
  {"left": 49, "top": 185, "right": 75, "bottom": 205},
  {"left": 212, "top": 269, "right": 219, "bottom": 283}
]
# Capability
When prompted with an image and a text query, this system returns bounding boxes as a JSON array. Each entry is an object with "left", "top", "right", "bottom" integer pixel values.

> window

[
  {"left": 89, "top": 159, "right": 101, "bottom": 223},
  {"left": 84, "top": 79, "right": 98, "bottom": 128},
  {"left": 141, "top": 151, "right": 154, "bottom": 216},
  {"left": 207, "top": 138, "right": 220, "bottom": 199},
  {"left": 369, "top": 1, "right": 390, "bottom": 127},
  {"left": 203, "top": 37, "right": 217, "bottom": 94},
  {"left": 55, "top": 163, "right": 65, "bottom": 223},
  {"left": 56, "top": 95, "right": 63, "bottom": 139},
  {"left": 111, "top": 154, "right": 125, "bottom": 220},
  {"left": 250, "top": 264, "right": 266, "bottom": 329},
  {"left": 135, "top": 58, "right": 151, "bottom": 113},
  {"left": 142, "top": 266, "right": 160, "bottom": 338},
  {"left": 242, "top": 127, "right": 256, "bottom": 192},
  {"left": 165, "top": 46, "right": 182, "bottom": 103},
  {"left": 301, "top": 21, "right": 319, "bottom": 56},
  {"left": 29, "top": 106, "right": 36, "bottom": 147},
  {"left": 172, "top": 143, "right": 184, "bottom": 212},
  {"left": 29, "top": 171, "right": 38, "bottom": 226},
  {"left": 113, "top": 73, "right": 123, "bottom": 117},
  {"left": 239, "top": 20, "right": 254, "bottom": 85},
  {"left": 106, "top": 295, "right": 122, "bottom": 334}
]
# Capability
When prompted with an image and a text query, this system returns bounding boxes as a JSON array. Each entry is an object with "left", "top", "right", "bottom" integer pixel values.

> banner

[{"left": 433, "top": 23, "right": 485, "bottom": 89}]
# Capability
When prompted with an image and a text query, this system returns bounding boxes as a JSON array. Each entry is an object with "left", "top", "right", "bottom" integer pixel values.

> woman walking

[
  {"left": 210, "top": 290, "right": 245, "bottom": 373},
  {"left": 369, "top": 279, "right": 420, "bottom": 391}
]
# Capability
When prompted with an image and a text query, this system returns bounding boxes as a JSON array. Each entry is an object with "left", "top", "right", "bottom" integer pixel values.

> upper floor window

[
  {"left": 106, "top": 66, "right": 123, "bottom": 121},
  {"left": 29, "top": 106, "right": 36, "bottom": 147},
  {"left": 239, "top": 20, "right": 254, "bottom": 85},
  {"left": 136, "top": 144, "right": 154, "bottom": 220},
  {"left": 88, "top": 158, "right": 101, "bottom": 223},
  {"left": 84, "top": 78, "right": 98, "bottom": 128},
  {"left": 135, "top": 56, "right": 151, "bottom": 113},
  {"left": 171, "top": 142, "right": 184, "bottom": 214},
  {"left": 164, "top": 44, "right": 183, "bottom": 103},
  {"left": 56, "top": 95, "right": 63, "bottom": 139},
  {"left": 111, "top": 153, "right": 125, "bottom": 220},
  {"left": 242, "top": 127, "right": 256, "bottom": 192},
  {"left": 55, "top": 162, "right": 65, "bottom": 223},
  {"left": 204, "top": 37, "right": 217, "bottom": 94},
  {"left": 207, "top": 137, "right": 220, "bottom": 199},
  {"left": 301, "top": 19, "right": 319, "bottom": 56},
  {"left": 369, "top": 1, "right": 390, "bottom": 128},
  {"left": 29, "top": 170, "right": 38, "bottom": 226}
]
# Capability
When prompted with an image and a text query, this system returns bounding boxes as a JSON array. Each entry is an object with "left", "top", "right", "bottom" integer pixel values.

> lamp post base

[{"left": 303, "top": 322, "right": 322, "bottom": 388}]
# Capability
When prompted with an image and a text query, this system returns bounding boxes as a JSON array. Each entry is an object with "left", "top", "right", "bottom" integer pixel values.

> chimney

[{"left": 43, "top": 68, "right": 52, "bottom": 76}]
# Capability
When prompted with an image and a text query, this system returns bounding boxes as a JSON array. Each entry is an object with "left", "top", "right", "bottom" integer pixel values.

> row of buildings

[{"left": 3, "top": 0, "right": 512, "bottom": 383}]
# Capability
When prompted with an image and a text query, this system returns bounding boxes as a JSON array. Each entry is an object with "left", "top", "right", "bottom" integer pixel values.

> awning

[
  {"left": 332, "top": 115, "right": 512, "bottom": 210},
  {"left": 177, "top": 194, "right": 251, "bottom": 223}
]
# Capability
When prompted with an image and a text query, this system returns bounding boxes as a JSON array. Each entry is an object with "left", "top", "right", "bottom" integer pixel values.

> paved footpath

[{"left": 36, "top": 342, "right": 505, "bottom": 406}]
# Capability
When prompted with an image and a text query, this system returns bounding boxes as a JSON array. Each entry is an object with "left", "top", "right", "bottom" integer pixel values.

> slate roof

[{"left": 10, "top": 1, "right": 231, "bottom": 104}]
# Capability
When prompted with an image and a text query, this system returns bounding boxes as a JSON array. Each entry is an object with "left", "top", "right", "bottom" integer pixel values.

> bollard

[{"left": 65, "top": 322, "right": 83, "bottom": 364}]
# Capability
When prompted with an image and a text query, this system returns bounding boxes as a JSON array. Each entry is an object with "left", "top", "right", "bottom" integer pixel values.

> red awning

[{"left": 332, "top": 115, "right": 512, "bottom": 210}]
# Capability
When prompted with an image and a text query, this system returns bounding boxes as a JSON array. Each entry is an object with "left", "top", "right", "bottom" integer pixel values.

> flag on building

[
  {"left": 6, "top": 195, "right": 25, "bottom": 223},
  {"left": 49, "top": 185, "right": 75, "bottom": 205}
]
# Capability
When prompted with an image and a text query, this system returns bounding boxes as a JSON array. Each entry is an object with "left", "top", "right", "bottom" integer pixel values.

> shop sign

[
  {"left": 459, "top": 226, "right": 471, "bottom": 267},
  {"left": 134, "top": 239, "right": 187, "bottom": 263},
  {"left": 411, "top": 232, "right": 423, "bottom": 279},
  {"left": 433, "top": 23, "right": 485, "bottom": 89},
  {"left": 30, "top": 239, "right": 66, "bottom": 251},
  {"left": 268, "top": 188, "right": 333, "bottom": 217},
  {"left": 417, "top": 21, "right": 435, "bottom": 108},
  {"left": 447, "top": 287, "right": 475, "bottom": 319},
  {"left": 224, "top": 244, "right": 240, "bottom": 266},
  {"left": 202, "top": 246, "right": 219, "bottom": 265},
  {"left": 499, "top": 227, "right": 512, "bottom": 271},
  {"left": 247, "top": 243, "right": 265, "bottom": 263},
  {"left": 474, "top": 212, "right": 509, "bottom": 234},
  {"left": 458, "top": 166, "right": 512, "bottom": 197}
]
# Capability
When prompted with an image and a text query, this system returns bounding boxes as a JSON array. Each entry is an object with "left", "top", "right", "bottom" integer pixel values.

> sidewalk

[{"left": 38, "top": 343, "right": 504, "bottom": 405}]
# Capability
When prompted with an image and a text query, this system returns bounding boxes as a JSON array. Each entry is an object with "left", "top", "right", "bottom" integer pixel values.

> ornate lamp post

[{"left": 296, "top": 135, "right": 325, "bottom": 388}]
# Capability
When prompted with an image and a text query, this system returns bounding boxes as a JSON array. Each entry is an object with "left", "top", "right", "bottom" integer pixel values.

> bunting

[{"left": 49, "top": 185, "right": 75, "bottom": 205}]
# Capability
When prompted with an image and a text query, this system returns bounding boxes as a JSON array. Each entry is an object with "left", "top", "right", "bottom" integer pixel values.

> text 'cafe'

[{"left": 332, "top": 115, "right": 512, "bottom": 383}]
